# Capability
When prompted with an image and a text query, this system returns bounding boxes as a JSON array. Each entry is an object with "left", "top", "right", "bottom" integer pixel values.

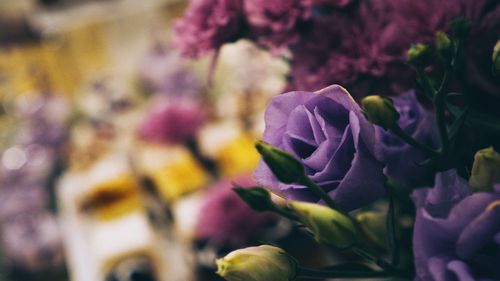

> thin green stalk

[
  {"left": 352, "top": 245, "right": 398, "bottom": 275},
  {"left": 433, "top": 71, "right": 451, "bottom": 153},
  {"left": 299, "top": 177, "right": 341, "bottom": 211},
  {"left": 389, "top": 125, "right": 440, "bottom": 157},
  {"left": 416, "top": 69, "right": 436, "bottom": 99},
  {"left": 384, "top": 180, "right": 399, "bottom": 266},
  {"left": 271, "top": 206, "right": 299, "bottom": 221}
]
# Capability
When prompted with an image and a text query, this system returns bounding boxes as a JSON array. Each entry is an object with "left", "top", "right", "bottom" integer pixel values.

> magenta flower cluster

[{"left": 174, "top": 0, "right": 500, "bottom": 99}]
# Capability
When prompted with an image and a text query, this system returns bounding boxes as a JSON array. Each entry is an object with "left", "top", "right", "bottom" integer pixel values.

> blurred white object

[{"left": 57, "top": 152, "right": 194, "bottom": 281}]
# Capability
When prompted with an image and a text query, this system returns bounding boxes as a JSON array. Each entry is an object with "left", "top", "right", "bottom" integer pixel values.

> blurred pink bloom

[
  {"left": 138, "top": 97, "right": 206, "bottom": 144},
  {"left": 195, "top": 176, "right": 277, "bottom": 247},
  {"left": 173, "top": 0, "right": 244, "bottom": 58},
  {"left": 244, "top": 0, "right": 310, "bottom": 52}
]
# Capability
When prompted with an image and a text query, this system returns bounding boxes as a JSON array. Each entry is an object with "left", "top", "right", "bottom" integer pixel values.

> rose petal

[
  {"left": 309, "top": 125, "right": 354, "bottom": 182},
  {"left": 456, "top": 200, "right": 500, "bottom": 259},
  {"left": 286, "top": 105, "right": 316, "bottom": 145},
  {"left": 447, "top": 260, "right": 476, "bottom": 281},
  {"left": 262, "top": 91, "right": 315, "bottom": 146},
  {"left": 305, "top": 107, "right": 326, "bottom": 144},
  {"left": 330, "top": 135, "right": 385, "bottom": 211},
  {"left": 427, "top": 256, "right": 452, "bottom": 281}
]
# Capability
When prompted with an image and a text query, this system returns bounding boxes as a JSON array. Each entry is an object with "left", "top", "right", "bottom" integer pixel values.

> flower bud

[
  {"left": 216, "top": 245, "right": 296, "bottom": 281},
  {"left": 407, "top": 43, "right": 433, "bottom": 67},
  {"left": 493, "top": 40, "right": 500, "bottom": 76},
  {"left": 435, "top": 31, "right": 452, "bottom": 59},
  {"left": 449, "top": 17, "right": 472, "bottom": 39},
  {"left": 288, "top": 201, "right": 357, "bottom": 248},
  {"left": 255, "top": 141, "right": 306, "bottom": 184},
  {"left": 233, "top": 187, "right": 276, "bottom": 212},
  {"left": 361, "top": 95, "right": 400, "bottom": 130},
  {"left": 356, "top": 211, "right": 386, "bottom": 249},
  {"left": 469, "top": 147, "right": 500, "bottom": 192}
]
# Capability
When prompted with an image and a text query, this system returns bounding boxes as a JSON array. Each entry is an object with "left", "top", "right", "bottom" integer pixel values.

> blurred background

[{"left": 0, "top": 1, "right": 335, "bottom": 280}]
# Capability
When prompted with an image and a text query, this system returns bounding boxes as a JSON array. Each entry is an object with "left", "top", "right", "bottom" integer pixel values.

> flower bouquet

[{"left": 174, "top": 0, "right": 500, "bottom": 280}]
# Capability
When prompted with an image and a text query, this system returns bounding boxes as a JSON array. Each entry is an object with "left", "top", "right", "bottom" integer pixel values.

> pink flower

[
  {"left": 138, "top": 97, "right": 206, "bottom": 144},
  {"left": 244, "top": 0, "right": 310, "bottom": 52},
  {"left": 302, "top": 0, "right": 354, "bottom": 8},
  {"left": 173, "top": 0, "right": 244, "bottom": 58},
  {"left": 288, "top": 0, "right": 460, "bottom": 97},
  {"left": 195, "top": 176, "right": 277, "bottom": 246}
]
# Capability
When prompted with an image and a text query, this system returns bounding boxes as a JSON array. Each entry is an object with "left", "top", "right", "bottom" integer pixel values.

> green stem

[
  {"left": 352, "top": 245, "right": 398, "bottom": 275},
  {"left": 416, "top": 69, "right": 436, "bottom": 100},
  {"left": 384, "top": 180, "right": 399, "bottom": 266},
  {"left": 296, "top": 267, "right": 391, "bottom": 279},
  {"left": 271, "top": 206, "right": 299, "bottom": 221},
  {"left": 299, "top": 177, "right": 341, "bottom": 211},
  {"left": 389, "top": 125, "right": 440, "bottom": 157},
  {"left": 433, "top": 71, "right": 451, "bottom": 154}
]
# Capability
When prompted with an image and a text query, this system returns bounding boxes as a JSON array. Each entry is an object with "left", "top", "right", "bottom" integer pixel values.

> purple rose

[
  {"left": 412, "top": 170, "right": 500, "bottom": 281},
  {"left": 173, "top": 0, "right": 243, "bottom": 58},
  {"left": 375, "top": 90, "right": 440, "bottom": 188},
  {"left": 254, "top": 85, "right": 385, "bottom": 211},
  {"left": 138, "top": 97, "right": 206, "bottom": 144},
  {"left": 195, "top": 176, "right": 277, "bottom": 247},
  {"left": 243, "top": 0, "right": 310, "bottom": 52}
]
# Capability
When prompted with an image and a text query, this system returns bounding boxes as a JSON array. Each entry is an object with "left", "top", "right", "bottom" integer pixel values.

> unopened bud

[
  {"left": 356, "top": 211, "right": 386, "bottom": 249},
  {"left": 361, "top": 95, "right": 400, "bottom": 130},
  {"left": 233, "top": 187, "right": 275, "bottom": 212},
  {"left": 469, "top": 147, "right": 500, "bottom": 192},
  {"left": 493, "top": 40, "right": 500, "bottom": 76},
  {"left": 449, "top": 17, "right": 472, "bottom": 39},
  {"left": 255, "top": 141, "right": 306, "bottom": 184},
  {"left": 407, "top": 43, "right": 433, "bottom": 67},
  {"left": 435, "top": 31, "right": 452, "bottom": 59},
  {"left": 216, "top": 245, "right": 297, "bottom": 281},
  {"left": 289, "top": 201, "right": 357, "bottom": 249}
]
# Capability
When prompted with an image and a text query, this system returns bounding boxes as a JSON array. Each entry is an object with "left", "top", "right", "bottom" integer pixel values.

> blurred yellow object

[
  {"left": 215, "top": 134, "right": 260, "bottom": 177},
  {"left": 0, "top": 22, "right": 107, "bottom": 98},
  {"left": 79, "top": 174, "right": 142, "bottom": 221},
  {"left": 148, "top": 149, "right": 209, "bottom": 201}
]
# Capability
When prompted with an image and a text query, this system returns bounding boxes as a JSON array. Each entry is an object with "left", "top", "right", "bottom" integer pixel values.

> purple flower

[
  {"left": 173, "top": 0, "right": 243, "bottom": 58},
  {"left": 375, "top": 90, "right": 439, "bottom": 188},
  {"left": 195, "top": 176, "right": 277, "bottom": 247},
  {"left": 138, "top": 97, "right": 206, "bottom": 144},
  {"left": 243, "top": 0, "right": 310, "bottom": 52},
  {"left": 254, "top": 85, "right": 385, "bottom": 211},
  {"left": 412, "top": 170, "right": 500, "bottom": 281}
]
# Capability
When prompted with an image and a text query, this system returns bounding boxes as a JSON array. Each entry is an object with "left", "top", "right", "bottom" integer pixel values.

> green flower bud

[
  {"left": 216, "top": 245, "right": 297, "bottom": 281},
  {"left": 493, "top": 40, "right": 500, "bottom": 76},
  {"left": 289, "top": 201, "right": 357, "bottom": 249},
  {"left": 356, "top": 211, "right": 387, "bottom": 249},
  {"left": 255, "top": 141, "right": 306, "bottom": 184},
  {"left": 435, "top": 31, "right": 452, "bottom": 59},
  {"left": 361, "top": 95, "right": 400, "bottom": 130},
  {"left": 469, "top": 147, "right": 500, "bottom": 192},
  {"left": 449, "top": 16, "right": 472, "bottom": 39},
  {"left": 233, "top": 187, "right": 275, "bottom": 212},
  {"left": 407, "top": 43, "right": 433, "bottom": 67}
]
